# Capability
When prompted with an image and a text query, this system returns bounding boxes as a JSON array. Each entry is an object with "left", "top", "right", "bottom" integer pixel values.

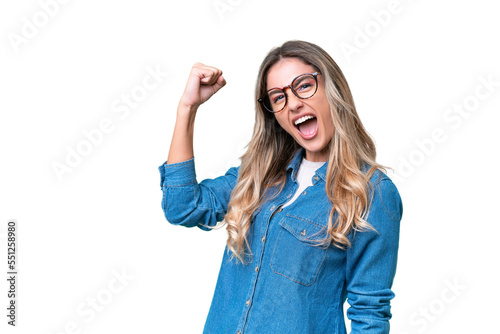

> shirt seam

[
  {"left": 163, "top": 180, "right": 197, "bottom": 188},
  {"left": 377, "top": 179, "right": 400, "bottom": 223},
  {"left": 162, "top": 158, "right": 194, "bottom": 167}
]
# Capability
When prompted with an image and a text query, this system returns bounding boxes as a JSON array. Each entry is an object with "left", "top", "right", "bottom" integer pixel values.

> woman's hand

[
  {"left": 166, "top": 63, "right": 226, "bottom": 164},
  {"left": 179, "top": 62, "right": 226, "bottom": 111}
]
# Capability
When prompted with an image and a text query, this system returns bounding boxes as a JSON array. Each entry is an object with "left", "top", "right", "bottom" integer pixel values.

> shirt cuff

[{"left": 158, "top": 157, "right": 196, "bottom": 188}]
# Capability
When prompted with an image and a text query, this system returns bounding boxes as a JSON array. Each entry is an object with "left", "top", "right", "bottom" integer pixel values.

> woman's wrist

[
  {"left": 178, "top": 98, "right": 199, "bottom": 114},
  {"left": 177, "top": 102, "right": 198, "bottom": 125}
]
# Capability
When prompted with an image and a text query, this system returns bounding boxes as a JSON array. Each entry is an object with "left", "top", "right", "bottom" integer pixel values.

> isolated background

[{"left": 1, "top": 0, "right": 499, "bottom": 333}]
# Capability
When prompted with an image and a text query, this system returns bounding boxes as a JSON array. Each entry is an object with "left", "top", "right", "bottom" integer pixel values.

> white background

[{"left": 1, "top": 0, "right": 499, "bottom": 333}]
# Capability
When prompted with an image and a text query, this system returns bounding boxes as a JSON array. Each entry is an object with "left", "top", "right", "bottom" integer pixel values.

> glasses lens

[
  {"left": 267, "top": 88, "right": 286, "bottom": 112},
  {"left": 262, "top": 73, "right": 318, "bottom": 112},
  {"left": 292, "top": 74, "right": 317, "bottom": 99}
]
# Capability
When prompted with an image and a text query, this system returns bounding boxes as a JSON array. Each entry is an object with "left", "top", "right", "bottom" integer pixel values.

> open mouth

[{"left": 294, "top": 115, "right": 318, "bottom": 139}]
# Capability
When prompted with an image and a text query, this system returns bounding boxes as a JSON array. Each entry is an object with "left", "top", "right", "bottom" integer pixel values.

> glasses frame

[{"left": 258, "top": 72, "right": 319, "bottom": 113}]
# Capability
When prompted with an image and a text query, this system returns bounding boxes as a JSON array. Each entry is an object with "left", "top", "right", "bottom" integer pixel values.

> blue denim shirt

[{"left": 158, "top": 148, "right": 403, "bottom": 334}]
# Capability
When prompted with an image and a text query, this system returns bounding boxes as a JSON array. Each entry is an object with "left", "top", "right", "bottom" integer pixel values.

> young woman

[{"left": 159, "top": 40, "right": 403, "bottom": 334}]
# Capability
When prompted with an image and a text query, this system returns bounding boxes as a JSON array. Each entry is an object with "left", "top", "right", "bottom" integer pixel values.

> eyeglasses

[{"left": 258, "top": 72, "right": 319, "bottom": 113}]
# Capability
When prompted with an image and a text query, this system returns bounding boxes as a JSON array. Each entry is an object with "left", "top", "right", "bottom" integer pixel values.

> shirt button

[
  {"left": 301, "top": 229, "right": 306, "bottom": 236},
  {"left": 314, "top": 176, "right": 319, "bottom": 181},
  {"left": 255, "top": 266, "right": 259, "bottom": 272},
  {"left": 287, "top": 193, "right": 292, "bottom": 198},
  {"left": 237, "top": 331, "right": 241, "bottom": 334},
  {"left": 270, "top": 205, "right": 275, "bottom": 211},
  {"left": 302, "top": 191, "right": 307, "bottom": 195},
  {"left": 246, "top": 300, "right": 250, "bottom": 306},
  {"left": 278, "top": 207, "right": 283, "bottom": 212},
  {"left": 261, "top": 236, "right": 265, "bottom": 242}
]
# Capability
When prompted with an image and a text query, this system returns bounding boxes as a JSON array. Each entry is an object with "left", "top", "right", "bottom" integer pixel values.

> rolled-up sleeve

[
  {"left": 346, "top": 176, "right": 403, "bottom": 333},
  {"left": 158, "top": 158, "right": 239, "bottom": 231}
]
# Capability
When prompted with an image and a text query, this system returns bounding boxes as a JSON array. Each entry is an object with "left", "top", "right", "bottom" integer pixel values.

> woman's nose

[{"left": 285, "top": 89, "right": 303, "bottom": 113}]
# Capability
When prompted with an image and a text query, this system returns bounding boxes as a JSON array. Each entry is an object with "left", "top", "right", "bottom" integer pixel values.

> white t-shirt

[{"left": 282, "top": 157, "right": 325, "bottom": 208}]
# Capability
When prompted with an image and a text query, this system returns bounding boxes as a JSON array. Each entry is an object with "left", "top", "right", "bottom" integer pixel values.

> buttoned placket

[{"left": 237, "top": 179, "right": 299, "bottom": 334}]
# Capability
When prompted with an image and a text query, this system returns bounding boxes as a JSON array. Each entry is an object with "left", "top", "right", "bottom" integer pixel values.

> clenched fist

[{"left": 179, "top": 62, "right": 226, "bottom": 110}]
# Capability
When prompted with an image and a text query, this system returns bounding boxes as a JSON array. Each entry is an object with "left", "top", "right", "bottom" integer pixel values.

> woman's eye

[
  {"left": 273, "top": 95, "right": 285, "bottom": 104},
  {"left": 298, "top": 83, "right": 312, "bottom": 91}
]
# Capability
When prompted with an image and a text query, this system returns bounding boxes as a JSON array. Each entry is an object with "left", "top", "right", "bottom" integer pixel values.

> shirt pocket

[{"left": 270, "top": 214, "right": 329, "bottom": 286}]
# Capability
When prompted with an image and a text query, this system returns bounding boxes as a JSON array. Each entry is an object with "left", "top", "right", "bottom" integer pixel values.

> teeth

[{"left": 294, "top": 115, "right": 314, "bottom": 126}]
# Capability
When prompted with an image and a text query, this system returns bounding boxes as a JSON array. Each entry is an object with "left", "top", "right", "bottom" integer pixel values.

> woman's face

[{"left": 266, "top": 58, "right": 334, "bottom": 162}]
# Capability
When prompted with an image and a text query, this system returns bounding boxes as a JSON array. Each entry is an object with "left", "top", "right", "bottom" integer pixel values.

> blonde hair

[{"left": 219, "top": 40, "right": 387, "bottom": 264}]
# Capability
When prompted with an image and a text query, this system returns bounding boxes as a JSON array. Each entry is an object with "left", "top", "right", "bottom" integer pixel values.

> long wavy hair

[{"left": 218, "top": 40, "right": 387, "bottom": 264}]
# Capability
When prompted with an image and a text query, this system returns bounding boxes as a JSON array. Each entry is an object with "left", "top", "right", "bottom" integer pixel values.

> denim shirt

[{"left": 158, "top": 148, "right": 403, "bottom": 334}]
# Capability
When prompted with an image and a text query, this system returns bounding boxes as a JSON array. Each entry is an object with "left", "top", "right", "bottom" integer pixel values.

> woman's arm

[
  {"left": 159, "top": 159, "right": 239, "bottom": 230},
  {"left": 167, "top": 62, "right": 226, "bottom": 164},
  {"left": 345, "top": 174, "right": 403, "bottom": 333},
  {"left": 160, "top": 63, "right": 232, "bottom": 230}
]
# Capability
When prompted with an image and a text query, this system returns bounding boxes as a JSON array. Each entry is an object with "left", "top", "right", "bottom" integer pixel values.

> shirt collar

[
  {"left": 285, "top": 148, "right": 374, "bottom": 184},
  {"left": 286, "top": 148, "right": 329, "bottom": 182}
]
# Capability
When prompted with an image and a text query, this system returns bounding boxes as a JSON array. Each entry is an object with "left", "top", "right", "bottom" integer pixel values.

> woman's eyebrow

[{"left": 268, "top": 89, "right": 283, "bottom": 95}]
